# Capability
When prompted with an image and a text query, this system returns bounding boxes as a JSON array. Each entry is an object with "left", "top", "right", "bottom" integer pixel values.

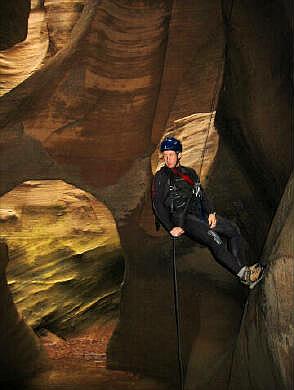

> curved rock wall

[
  {"left": 0, "top": 1, "right": 49, "bottom": 97},
  {"left": 0, "top": 0, "right": 293, "bottom": 388},
  {"left": 0, "top": 241, "right": 46, "bottom": 381},
  {"left": 0, "top": 0, "right": 172, "bottom": 191},
  {"left": 45, "top": 0, "right": 85, "bottom": 55},
  {"left": 107, "top": 1, "right": 249, "bottom": 385},
  {"left": 0, "top": 1, "right": 30, "bottom": 50},
  {"left": 0, "top": 1, "right": 96, "bottom": 196},
  {"left": 217, "top": 0, "right": 293, "bottom": 210},
  {"left": 0, "top": 180, "right": 122, "bottom": 334},
  {"left": 40, "top": 0, "right": 172, "bottom": 188},
  {"left": 228, "top": 172, "right": 294, "bottom": 390},
  {"left": 0, "top": 1, "right": 85, "bottom": 97}
]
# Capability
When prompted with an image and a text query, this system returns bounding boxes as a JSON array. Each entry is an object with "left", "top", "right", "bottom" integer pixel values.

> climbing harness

[
  {"left": 192, "top": 182, "right": 201, "bottom": 198},
  {"left": 168, "top": 167, "right": 203, "bottom": 218},
  {"left": 171, "top": 237, "right": 185, "bottom": 390}
]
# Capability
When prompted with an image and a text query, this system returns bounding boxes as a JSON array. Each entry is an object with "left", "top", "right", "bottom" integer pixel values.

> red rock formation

[
  {"left": 45, "top": 0, "right": 85, "bottom": 55},
  {"left": 0, "top": 1, "right": 48, "bottom": 97},
  {"left": 0, "top": 0, "right": 293, "bottom": 388},
  {"left": 106, "top": 2, "right": 249, "bottom": 386},
  {"left": 151, "top": 0, "right": 225, "bottom": 144},
  {"left": 0, "top": 0, "right": 172, "bottom": 190},
  {"left": 0, "top": 1, "right": 85, "bottom": 97}
]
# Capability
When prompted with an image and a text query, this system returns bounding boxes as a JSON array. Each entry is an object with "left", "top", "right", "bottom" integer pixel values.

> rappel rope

[
  {"left": 170, "top": 56, "right": 225, "bottom": 390},
  {"left": 198, "top": 0, "right": 235, "bottom": 179},
  {"left": 197, "top": 47, "right": 226, "bottom": 180},
  {"left": 170, "top": 34, "right": 226, "bottom": 390},
  {"left": 170, "top": 1, "right": 235, "bottom": 389},
  {"left": 172, "top": 237, "right": 185, "bottom": 390}
]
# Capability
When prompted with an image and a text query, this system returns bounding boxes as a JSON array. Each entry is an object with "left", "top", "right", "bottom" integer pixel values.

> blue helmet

[{"left": 160, "top": 137, "right": 182, "bottom": 153}]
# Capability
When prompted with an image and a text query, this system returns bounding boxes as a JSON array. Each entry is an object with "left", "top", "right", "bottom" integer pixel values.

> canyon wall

[{"left": 0, "top": 0, "right": 293, "bottom": 388}]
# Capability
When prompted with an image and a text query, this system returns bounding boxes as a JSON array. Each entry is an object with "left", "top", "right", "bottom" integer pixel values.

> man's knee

[{"left": 207, "top": 230, "right": 223, "bottom": 245}]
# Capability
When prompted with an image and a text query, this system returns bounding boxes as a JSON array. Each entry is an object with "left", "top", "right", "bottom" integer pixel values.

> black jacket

[{"left": 151, "top": 165, "right": 215, "bottom": 232}]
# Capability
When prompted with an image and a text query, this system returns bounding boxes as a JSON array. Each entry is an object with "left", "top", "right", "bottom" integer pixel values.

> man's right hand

[{"left": 170, "top": 226, "right": 185, "bottom": 237}]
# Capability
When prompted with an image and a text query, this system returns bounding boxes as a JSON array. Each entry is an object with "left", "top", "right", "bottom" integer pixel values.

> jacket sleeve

[
  {"left": 201, "top": 185, "right": 216, "bottom": 215},
  {"left": 151, "top": 171, "right": 174, "bottom": 232},
  {"left": 188, "top": 167, "right": 216, "bottom": 215}
]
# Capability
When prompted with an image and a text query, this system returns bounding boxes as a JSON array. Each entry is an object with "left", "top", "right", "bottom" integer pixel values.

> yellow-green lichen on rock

[{"left": 0, "top": 179, "right": 123, "bottom": 335}]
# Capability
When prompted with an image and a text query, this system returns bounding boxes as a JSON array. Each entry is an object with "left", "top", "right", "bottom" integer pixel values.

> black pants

[{"left": 184, "top": 214, "right": 245, "bottom": 275}]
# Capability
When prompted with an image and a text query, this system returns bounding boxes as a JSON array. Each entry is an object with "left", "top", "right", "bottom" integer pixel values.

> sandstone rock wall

[
  {"left": 0, "top": 0, "right": 293, "bottom": 388},
  {"left": 228, "top": 172, "right": 294, "bottom": 390},
  {"left": 0, "top": 241, "right": 46, "bottom": 381},
  {"left": 0, "top": 180, "right": 122, "bottom": 334},
  {"left": 107, "top": 1, "right": 249, "bottom": 386},
  {"left": 0, "top": 1, "right": 85, "bottom": 97},
  {"left": 217, "top": 0, "right": 293, "bottom": 209},
  {"left": 0, "top": 1, "right": 30, "bottom": 50},
  {"left": 0, "top": 1, "right": 49, "bottom": 97}
]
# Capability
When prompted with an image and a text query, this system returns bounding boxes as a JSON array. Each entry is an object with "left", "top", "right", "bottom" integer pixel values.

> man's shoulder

[
  {"left": 154, "top": 165, "right": 170, "bottom": 178},
  {"left": 181, "top": 165, "right": 198, "bottom": 175}
]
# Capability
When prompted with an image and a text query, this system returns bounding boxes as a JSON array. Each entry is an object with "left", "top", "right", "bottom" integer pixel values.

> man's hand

[
  {"left": 170, "top": 226, "right": 185, "bottom": 237},
  {"left": 208, "top": 213, "right": 217, "bottom": 228}
]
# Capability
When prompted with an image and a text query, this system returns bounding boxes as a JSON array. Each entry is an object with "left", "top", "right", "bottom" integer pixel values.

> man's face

[{"left": 162, "top": 150, "right": 181, "bottom": 168}]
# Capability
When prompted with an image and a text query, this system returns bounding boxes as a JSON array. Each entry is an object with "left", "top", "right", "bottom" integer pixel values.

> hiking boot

[{"left": 238, "top": 263, "right": 266, "bottom": 289}]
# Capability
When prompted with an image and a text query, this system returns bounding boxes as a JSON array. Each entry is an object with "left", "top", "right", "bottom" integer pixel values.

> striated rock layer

[
  {"left": 152, "top": 112, "right": 219, "bottom": 181},
  {"left": 45, "top": 0, "right": 85, "bottom": 55},
  {"left": 0, "top": 180, "right": 123, "bottom": 334},
  {"left": 0, "top": 0, "right": 85, "bottom": 97},
  {"left": 107, "top": 1, "right": 249, "bottom": 386},
  {"left": 0, "top": 1, "right": 49, "bottom": 97},
  {"left": 0, "top": 0, "right": 293, "bottom": 388},
  {"left": 0, "top": 0, "right": 172, "bottom": 190}
]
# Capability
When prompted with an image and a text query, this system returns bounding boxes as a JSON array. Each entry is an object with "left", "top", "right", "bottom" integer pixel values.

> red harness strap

[{"left": 172, "top": 167, "right": 194, "bottom": 187}]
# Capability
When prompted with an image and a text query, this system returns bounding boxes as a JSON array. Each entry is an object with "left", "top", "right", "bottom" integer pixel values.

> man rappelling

[{"left": 152, "top": 136, "right": 266, "bottom": 289}]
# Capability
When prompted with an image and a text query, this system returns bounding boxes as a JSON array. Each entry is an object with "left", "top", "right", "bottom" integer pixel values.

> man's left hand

[{"left": 208, "top": 213, "right": 217, "bottom": 228}]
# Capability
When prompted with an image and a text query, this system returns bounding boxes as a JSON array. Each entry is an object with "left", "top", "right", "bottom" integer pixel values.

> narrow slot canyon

[{"left": 0, "top": 1, "right": 293, "bottom": 389}]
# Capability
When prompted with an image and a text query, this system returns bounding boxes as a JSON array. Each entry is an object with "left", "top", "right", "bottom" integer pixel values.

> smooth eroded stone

[
  {"left": 0, "top": 180, "right": 123, "bottom": 335},
  {"left": 0, "top": 0, "right": 85, "bottom": 97},
  {"left": 228, "top": 172, "right": 294, "bottom": 390},
  {"left": 0, "top": 240, "right": 47, "bottom": 382}
]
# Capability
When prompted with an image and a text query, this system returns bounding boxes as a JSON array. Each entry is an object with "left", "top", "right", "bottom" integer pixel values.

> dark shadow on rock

[
  {"left": 0, "top": 122, "right": 63, "bottom": 196},
  {"left": 0, "top": 240, "right": 48, "bottom": 382},
  {"left": 0, "top": 1, "right": 30, "bottom": 50},
  {"left": 106, "top": 211, "right": 246, "bottom": 387},
  {"left": 228, "top": 172, "right": 294, "bottom": 390}
]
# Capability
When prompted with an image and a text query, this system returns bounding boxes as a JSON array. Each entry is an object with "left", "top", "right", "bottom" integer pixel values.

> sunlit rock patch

[
  {"left": 44, "top": 0, "right": 85, "bottom": 55},
  {"left": 0, "top": 180, "right": 123, "bottom": 335},
  {"left": 0, "top": 1, "right": 49, "bottom": 97},
  {"left": 0, "top": 0, "right": 85, "bottom": 97},
  {"left": 152, "top": 111, "right": 219, "bottom": 181}
]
